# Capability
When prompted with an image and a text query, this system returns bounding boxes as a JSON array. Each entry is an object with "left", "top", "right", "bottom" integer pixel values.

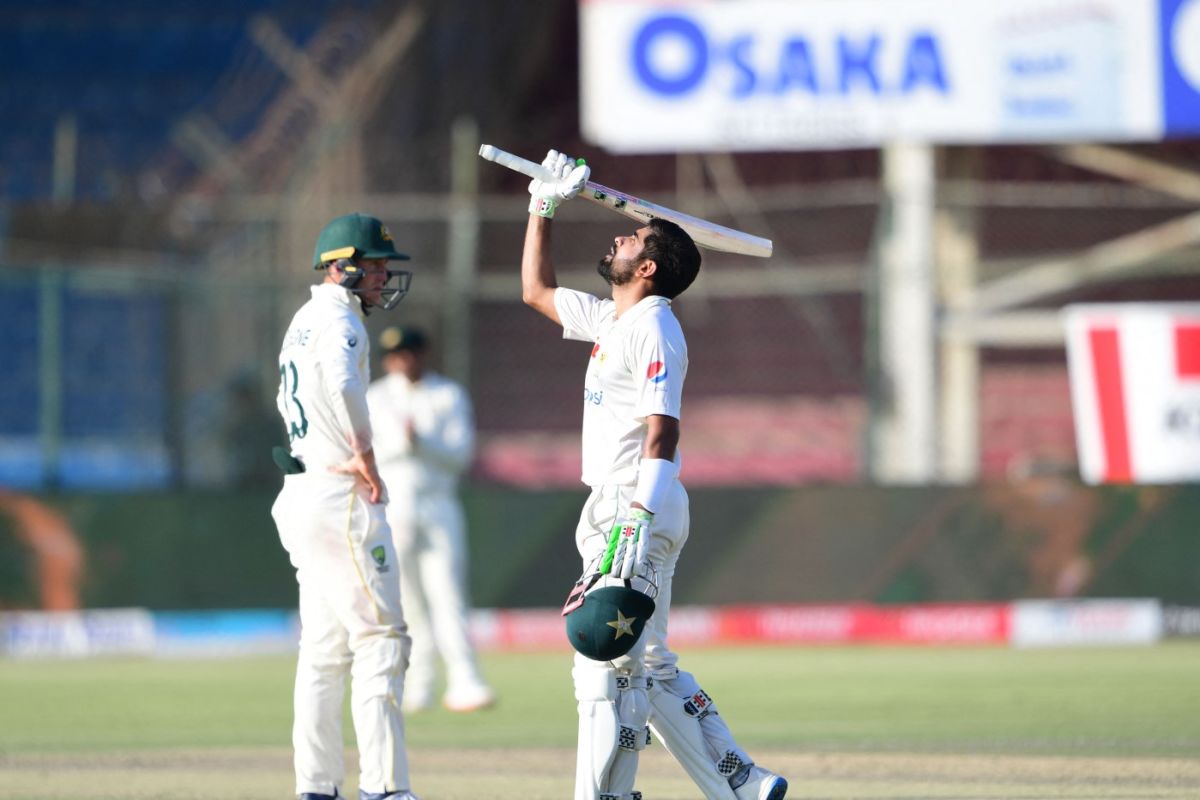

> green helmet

[
  {"left": 313, "top": 213, "right": 412, "bottom": 311},
  {"left": 565, "top": 586, "right": 656, "bottom": 661},
  {"left": 313, "top": 213, "right": 410, "bottom": 266}
]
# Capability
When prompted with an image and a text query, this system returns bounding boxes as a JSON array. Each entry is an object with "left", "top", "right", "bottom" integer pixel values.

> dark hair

[{"left": 642, "top": 218, "right": 701, "bottom": 299}]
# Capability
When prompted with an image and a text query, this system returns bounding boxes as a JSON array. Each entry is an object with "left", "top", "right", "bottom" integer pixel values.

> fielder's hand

[
  {"left": 329, "top": 448, "right": 386, "bottom": 504},
  {"left": 528, "top": 149, "right": 590, "bottom": 218},
  {"left": 600, "top": 508, "right": 652, "bottom": 580}
]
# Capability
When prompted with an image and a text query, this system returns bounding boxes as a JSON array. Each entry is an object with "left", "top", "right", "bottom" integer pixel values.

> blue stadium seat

[{"left": 0, "top": 2, "right": 373, "bottom": 200}]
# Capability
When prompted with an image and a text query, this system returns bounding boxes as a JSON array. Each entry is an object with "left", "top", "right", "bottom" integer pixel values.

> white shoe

[
  {"left": 401, "top": 691, "right": 433, "bottom": 714},
  {"left": 442, "top": 683, "right": 496, "bottom": 712},
  {"left": 732, "top": 765, "right": 788, "bottom": 800}
]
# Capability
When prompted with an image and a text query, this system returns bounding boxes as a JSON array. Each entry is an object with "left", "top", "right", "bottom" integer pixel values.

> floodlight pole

[
  {"left": 937, "top": 147, "right": 982, "bottom": 484},
  {"left": 870, "top": 141, "right": 937, "bottom": 484}
]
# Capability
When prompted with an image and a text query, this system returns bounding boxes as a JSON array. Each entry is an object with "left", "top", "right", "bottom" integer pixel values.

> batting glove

[
  {"left": 600, "top": 508, "right": 652, "bottom": 580},
  {"left": 528, "top": 149, "right": 590, "bottom": 218}
]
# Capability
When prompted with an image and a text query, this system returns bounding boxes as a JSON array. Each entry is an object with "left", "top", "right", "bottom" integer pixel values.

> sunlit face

[
  {"left": 384, "top": 348, "right": 424, "bottom": 381},
  {"left": 597, "top": 226, "right": 651, "bottom": 286},
  {"left": 356, "top": 258, "right": 391, "bottom": 307}
]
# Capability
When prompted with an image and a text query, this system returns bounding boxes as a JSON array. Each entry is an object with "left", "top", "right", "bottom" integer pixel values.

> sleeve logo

[{"left": 646, "top": 360, "right": 668, "bottom": 383}]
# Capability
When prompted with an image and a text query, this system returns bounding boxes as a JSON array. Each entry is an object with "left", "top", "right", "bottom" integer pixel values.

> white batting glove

[
  {"left": 600, "top": 508, "right": 652, "bottom": 580},
  {"left": 528, "top": 149, "right": 590, "bottom": 218}
]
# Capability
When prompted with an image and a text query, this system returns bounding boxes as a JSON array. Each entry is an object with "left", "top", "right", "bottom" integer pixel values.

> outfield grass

[
  {"left": 3, "top": 643, "right": 1198, "bottom": 756},
  {"left": 1, "top": 643, "right": 1198, "bottom": 798}
]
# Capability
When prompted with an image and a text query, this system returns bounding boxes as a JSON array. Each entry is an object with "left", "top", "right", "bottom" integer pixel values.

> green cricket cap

[
  {"left": 313, "top": 213, "right": 410, "bottom": 268},
  {"left": 379, "top": 326, "right": 428, "bottom": 353},
  {"left": 565, "top": 586, "right": 656, "bottom": 661}
]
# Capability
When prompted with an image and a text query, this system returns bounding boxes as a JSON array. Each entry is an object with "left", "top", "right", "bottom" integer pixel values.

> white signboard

[
  {"left": 1063, "top": 303, "right": 1200, "bottom": 484},
  {"left": 0, "top": 609, "right": 155, "bottom": 658},
  {"left": 580, "top": 0, "right": 1200, "bottom": 151},
  {"left": 1012, "top": 599, "right": 1163, "bottom": 647}
]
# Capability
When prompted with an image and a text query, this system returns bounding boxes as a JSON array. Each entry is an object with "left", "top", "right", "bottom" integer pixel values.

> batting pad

[
  {"left": 574, "top": 659, "right": 619, "bottom": 800},
  {"left": 573, "top": 658, "right": 650, "bottom": 800},
  {"left": 647, "top": 673, "right": 741, "bottom": 800}
]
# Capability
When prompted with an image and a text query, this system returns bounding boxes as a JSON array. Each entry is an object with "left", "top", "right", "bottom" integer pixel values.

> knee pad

[
  {"left": 648, "top": 671, "right": 749, "bottom": 800},
  {"left": 615, "top": 674, "right": 652, "bottom": 753}
]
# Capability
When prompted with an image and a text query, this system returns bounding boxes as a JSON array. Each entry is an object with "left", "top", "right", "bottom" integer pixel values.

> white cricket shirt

[
  {"left": 276, "top": 283, "right": 373, "bottom": 476},
  {"left": 554, "top": 288, "right": 686, "bottom": 487},
  {"left": 368, "top": 370, "right": 475, "bottom": 495}
]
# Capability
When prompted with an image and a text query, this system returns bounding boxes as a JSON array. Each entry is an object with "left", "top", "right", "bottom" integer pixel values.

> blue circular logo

[
  {"left": 632, "top": 15, "right": 708, "bottom": 96},
  {"left": 1173, "top": 0, "right": 1200, "bottom": 92}
]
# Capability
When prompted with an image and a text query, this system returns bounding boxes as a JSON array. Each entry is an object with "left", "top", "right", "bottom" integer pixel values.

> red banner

[{"left": 470, "top": 603, "right": 1011, "bottom": 650}]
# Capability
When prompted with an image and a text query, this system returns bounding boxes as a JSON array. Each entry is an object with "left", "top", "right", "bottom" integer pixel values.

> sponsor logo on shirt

[
  {"left": 647, "top": 360, "right": 668, "bottom": 384},
  {"left": 591, "top": 343, "right": 601, "bottom": 358},
  {"left": 585, "top": 388, "right": 604, "bottom": 406}
]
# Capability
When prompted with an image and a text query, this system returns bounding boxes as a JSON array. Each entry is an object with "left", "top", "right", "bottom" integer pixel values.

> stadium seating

[{"left": 0, "top": 2, "right": 373, "bottom": 200}]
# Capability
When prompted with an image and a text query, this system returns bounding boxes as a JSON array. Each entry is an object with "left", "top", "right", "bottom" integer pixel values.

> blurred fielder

[
  {"left": 367, "top": 325, "right": 495, "bottom": 713},
  {"left": 519, "top": 151, "right": 789, "bottom": 800},
  {"left": 271, "top": 213, "right": 420, "bottom": 800}
]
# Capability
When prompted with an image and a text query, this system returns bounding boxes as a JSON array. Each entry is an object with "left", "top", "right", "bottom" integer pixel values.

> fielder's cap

[
  {"left": 379, "top": 326, "right": 427, "bottom": 353},
  {"left": 565, "top": 586, "right": 655, "bottom": 661},
  {"left": 313, "top": 213, "right": 410, "bottom": 268}
]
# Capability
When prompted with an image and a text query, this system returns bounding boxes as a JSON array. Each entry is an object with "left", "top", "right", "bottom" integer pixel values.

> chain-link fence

[{"left": 5, "top": 156, "right": 1199, "bottom": 492}]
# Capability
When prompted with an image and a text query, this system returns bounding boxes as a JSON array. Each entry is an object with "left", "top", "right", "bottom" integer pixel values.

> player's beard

[{"left": 597, "top": 252, "right": 639, "bottom": 286}]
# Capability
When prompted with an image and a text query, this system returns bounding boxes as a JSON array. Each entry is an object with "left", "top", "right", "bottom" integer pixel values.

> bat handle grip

[{"left": 478, "top": 144, "right": 556, "bottom": 182}]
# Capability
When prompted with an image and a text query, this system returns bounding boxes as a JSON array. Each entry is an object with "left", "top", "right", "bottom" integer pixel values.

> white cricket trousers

[
  {"left": 574, "top": 481, "right": 689, "bottom": 677},
  {"left": 383, "top": 485, "right": 485, "bottom": 700},
  {"left": 273, "top": 473, "right": 413, "bottom": 797},
  {"left": 574, "top": 481, "right": 748, "bottom": 799}
]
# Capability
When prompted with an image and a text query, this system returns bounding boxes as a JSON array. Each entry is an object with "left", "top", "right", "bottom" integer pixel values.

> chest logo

[{"left": 647, "top": 361, "right": 668, "bottom": 384}]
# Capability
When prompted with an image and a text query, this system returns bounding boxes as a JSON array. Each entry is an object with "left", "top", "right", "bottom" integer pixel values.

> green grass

[{"left": 2, "top": 643, "right": 1198, "bottom": 758}]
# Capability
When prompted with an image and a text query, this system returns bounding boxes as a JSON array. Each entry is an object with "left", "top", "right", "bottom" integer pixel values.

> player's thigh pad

[
  {"left": 573, "top": 657, "right": 651, "bottom": 800},
  {"left": 648, "top": 670, "right": 747, "bottom": 800}
]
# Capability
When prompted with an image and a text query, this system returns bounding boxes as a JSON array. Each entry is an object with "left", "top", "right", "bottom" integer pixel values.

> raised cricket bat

[{"left": 478, "top": 144, "right": 773, "bottom": 258}]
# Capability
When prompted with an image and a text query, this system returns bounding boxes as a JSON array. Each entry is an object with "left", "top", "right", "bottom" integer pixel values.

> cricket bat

[{"left": 478, "top": 144, "right": 773, "bottom": 258}]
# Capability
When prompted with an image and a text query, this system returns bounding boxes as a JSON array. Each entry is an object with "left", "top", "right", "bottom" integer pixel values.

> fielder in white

[
  {"left": 520, "top": 151, "right": 789, "bottom": 800},
  {"left": 271, "top": 213, "right": 420, "bottom": 800},
  {"left": 367, "top": 326, "right": 495, "bottom": 713}
]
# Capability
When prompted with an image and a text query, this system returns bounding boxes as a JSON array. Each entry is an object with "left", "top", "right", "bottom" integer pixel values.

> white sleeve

[
  {"left": 318, "top": 322, "right": 373, "bottom": 453},
  {"left": 628, "top": 322, "right": 686, "bottom": 422},
  {"left": 554, "top": 287, "right": 610, "bottom": 343}
]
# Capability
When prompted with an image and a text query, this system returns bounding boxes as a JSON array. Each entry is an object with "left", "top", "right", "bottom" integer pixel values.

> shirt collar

[
  {"left": 613, "top": 294, "right": 670, "bottom": 328},
  {"left": 313, "top": 282, "right": 365, "bottom": 320}
]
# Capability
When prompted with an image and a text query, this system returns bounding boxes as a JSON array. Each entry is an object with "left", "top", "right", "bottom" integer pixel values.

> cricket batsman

[{"left": 519, "top": 150, "right": 789, "bottom": 800}]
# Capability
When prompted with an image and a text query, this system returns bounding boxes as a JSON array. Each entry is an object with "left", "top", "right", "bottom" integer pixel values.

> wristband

[
  {"left": 529, "top": 195, "right": 557, "bottom": 218},
  {"left": 631, "top": 458, "right": 677, "bottom": 514}
]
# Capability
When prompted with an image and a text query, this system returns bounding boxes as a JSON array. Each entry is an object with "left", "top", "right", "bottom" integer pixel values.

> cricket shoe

[
  {"left": 359, "top": 791, "right": 419, "bottom": 800},
  {"left": 443, "top": 683, "right": 496, "bottom": 713},
  {"left": 400, "top": 691, "right": 433, "bottom": 713},
  {"left": 731, "top": 765, "right": 788, "bottom": 800},
  {"left": 298, "top": 792, "right": 338, "bottom": 800}
]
